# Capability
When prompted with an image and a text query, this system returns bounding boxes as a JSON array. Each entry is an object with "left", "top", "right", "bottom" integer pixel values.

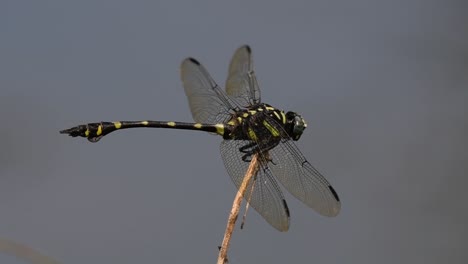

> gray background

[{"left": 1, "top": 0, "right": 467, "bottom": 263}]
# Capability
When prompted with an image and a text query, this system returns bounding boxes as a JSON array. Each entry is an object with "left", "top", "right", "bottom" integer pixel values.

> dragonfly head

[{"left": 285, "top": 111, "right": 307, "bottom": 141}]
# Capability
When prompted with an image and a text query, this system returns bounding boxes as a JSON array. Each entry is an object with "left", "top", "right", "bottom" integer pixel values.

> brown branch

[
  {"left": 241, "top": 173, "right": 256, "bottom": 230},
  {"left": 217, "top": 154, "right": 260, "bottom": 264},
  {"left": 0, "top": 238, "right": 61, "bottom": 264}
]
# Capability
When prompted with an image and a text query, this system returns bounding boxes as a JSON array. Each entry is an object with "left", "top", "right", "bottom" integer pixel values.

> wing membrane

[
  {"left": 267, "top": 137, "right": 341, "bottom": 217},
  {"left": 225, "top": 45, "right": 261, "bottom": 107},
  {"left": 180, "top": 58, "right": 236, "bottom": 124},
  {"left": 220, "top": 140, "right": 290, "bottom": 231}
]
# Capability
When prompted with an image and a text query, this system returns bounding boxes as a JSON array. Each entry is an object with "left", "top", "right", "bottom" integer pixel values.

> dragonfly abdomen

[{"left": 60, "top": 120, "right": 228, "bottom": 142}]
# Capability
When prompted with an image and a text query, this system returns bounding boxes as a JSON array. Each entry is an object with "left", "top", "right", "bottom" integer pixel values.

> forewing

[
  {"left": 220, "top": 140, "right": 290, "bottom": 231},
  {"left": 181, "top": 58, "right": 236, "bottom": 124},
  {"left": 267, "top": 138, "right": 341, "bottom": 217},
  {"left": 225, "top": 45, "right": 261, "bottom": 107}
]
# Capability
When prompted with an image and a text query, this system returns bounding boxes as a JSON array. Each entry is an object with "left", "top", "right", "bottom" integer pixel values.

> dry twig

[
  {"left": 0, "top": 238, "right": 61, "bottom": 264},
  {"left": 217, "top": 154, "right": 260, "bottom": 264}
]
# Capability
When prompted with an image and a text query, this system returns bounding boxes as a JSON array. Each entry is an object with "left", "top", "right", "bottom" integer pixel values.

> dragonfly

[{"left": 60, "top": 45, "right": 341, "bottom": 231}]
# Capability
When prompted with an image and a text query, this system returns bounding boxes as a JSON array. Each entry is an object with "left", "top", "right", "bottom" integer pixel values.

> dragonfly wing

[
  {"left": 225, "top": 45, "right": 261, "bottom": 107},
  {"left": 181, "top": 58, "right": 237, "bottom": 124},
  {"left": 220, "top": 139, "right": 290, "bottom": 231},
  {"left": 268, "top": 138, "right": 341, "bottom": 217}
]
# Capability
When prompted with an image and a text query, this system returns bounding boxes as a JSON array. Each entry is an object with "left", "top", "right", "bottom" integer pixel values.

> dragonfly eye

[{"left": 286, "top": 112, "right": 307, "bottom": 141}]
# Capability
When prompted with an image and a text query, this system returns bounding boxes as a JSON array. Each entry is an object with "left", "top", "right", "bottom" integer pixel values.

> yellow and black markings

[
  {"left": 227, "top": 120, "right": 236, "bottom": 126},
  {"left": 248, "top": 127, "right": 258, "bottom": 141},
  {"left": 272, "top": 111, "right": 281, "bottom": 121},
  {"left": 113, "top": 121, "right": 122, "bottom": 129},
  {"left": 96, "top": 125, "right": 103, "bottom": 136},
  {"left": 280, "top": 111, "right": 286, "bottom": 124},
  {"left": 263, "top": 120, "right": 280, "bottom": 137},
  {"left": 61, "top": 104, "right": 293, "bottom": 145},
  {"left": 215, "top": 124, "right": 225, "bottom": 135}
]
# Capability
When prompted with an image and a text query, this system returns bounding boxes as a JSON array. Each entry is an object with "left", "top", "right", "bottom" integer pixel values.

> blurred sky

[{"left": 1, "top": 0, "right": 467, "bottom": 263}]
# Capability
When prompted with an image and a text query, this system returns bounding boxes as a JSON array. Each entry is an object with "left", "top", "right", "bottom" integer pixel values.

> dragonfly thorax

[{"left": 223, "top": 103, "right": 307, "bottom": 142}]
